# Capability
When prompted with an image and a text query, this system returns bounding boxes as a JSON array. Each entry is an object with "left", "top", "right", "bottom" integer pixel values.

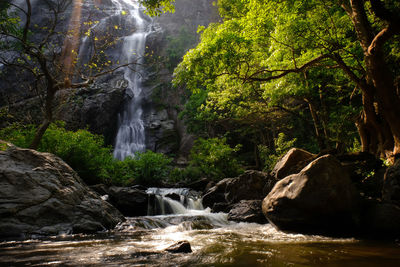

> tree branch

[
  {"left": 22, "top": 0, "right": 31, "bottom": 44},
  {"left": 368, "top": 24, "right": 399, "bottom": 55},
  {"left": 367, "top": 0, "right": 400, "bottom": 55},
  {"left": 244, "top": 54, "right": 330, "bottom": 82}
]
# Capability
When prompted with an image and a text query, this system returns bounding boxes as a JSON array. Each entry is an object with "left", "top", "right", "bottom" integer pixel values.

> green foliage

[
  {"left": 0, "top": 4, "right": 21, "bottom": 43},
  {"left": 172, "top": 0, "right": 372, "bottom": 160},
  {"left": 347, "top": 138, "right": 362, "bottom": 153},
  {"left": 103, "top": 157, "right": 137, "bottom": 185},
  {"left": 188, "top": 137, "right": 243, "bottom": 180},
  {"left": 130, "top": 150, "right": 173, "bottom": 186},
  {"left": 140, "top": 0, "right": 175, "bottom": 16},
  {"left": 165, "top": 27, "right": 197, "bottom": 70},
  {"left": 0, "top": 123, "right": 35, "bottom": 148},
  {"left": 0, "top": 122, "right": 173, "bottom": 186},
  {"left": 178, "top": 89, "right": 212, "bottom": 134},
  {"left": 0, "top": 122, "right": 114, "bottom": 184},
  {"left": 38, "top": 123, "right": 114, "bottom": 184},
  {"left": 168, "top": 166, "right": 203, "bottom": 184},
  {"left": 258, "top": 133, "right": 296, "bottom": 172},
  {"left": 0, "top": 142, "right": 7, "bottom": 151}
]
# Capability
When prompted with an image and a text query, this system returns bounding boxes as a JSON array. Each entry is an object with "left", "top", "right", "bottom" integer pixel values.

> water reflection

[{"left": 1, "top": 221, "right": 400, "bottom": 266}]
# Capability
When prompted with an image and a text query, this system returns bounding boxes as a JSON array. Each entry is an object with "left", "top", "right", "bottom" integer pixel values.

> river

[{"left": 1, "top": 189, "right": 400, "bottom": 266}]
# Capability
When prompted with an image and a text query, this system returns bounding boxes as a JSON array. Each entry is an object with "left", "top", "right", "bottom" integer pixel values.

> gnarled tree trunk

[{"left": 343, "top": 0, "right": 400, "bottom": 161}]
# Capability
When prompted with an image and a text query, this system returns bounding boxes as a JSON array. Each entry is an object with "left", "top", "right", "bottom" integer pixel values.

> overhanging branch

[{"left": 243, "top": 54, "right": 330, "bottom": 82}]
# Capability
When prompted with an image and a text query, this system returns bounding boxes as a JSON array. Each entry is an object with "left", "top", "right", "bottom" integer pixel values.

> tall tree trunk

[
  {"left": 29, "top": 119, "right": 51, "bottom": 150},
  {"left": 346, "top": 0, "right": 400, "bottom": 160},
  {"left": 29, "top": 88, "right": 55, "bottom": 149},
  {"left": 365, "top": 52, "right": 400, "bottom": 157}
]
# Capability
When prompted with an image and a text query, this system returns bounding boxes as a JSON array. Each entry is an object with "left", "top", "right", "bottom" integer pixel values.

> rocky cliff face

[
  {"left": 138, "top": 0, "right": 219, "bottom": 156},
  {"left": 4, "top": 81, "right": 126, "bottom": 145},
  {"left": 57, "top": 81, "right": 127, "bottom": 145},
  {"left": 1, "top": 0, "right": 219, "bottom": 157}
]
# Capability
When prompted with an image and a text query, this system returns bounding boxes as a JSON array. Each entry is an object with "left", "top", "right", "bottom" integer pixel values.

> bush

[
  {"left": 188, "top": 137, "right": 243, "bottom": 180},
  {"left": 0, "top": 123, "right": 35, "bottom": 148},
  {"left": 130, "top": 150, "right": 172, "bottom": 186},
  {"left": 168, "top": 165, "right": 204, "bottom": 184},
  {"left": 104, "top": 157, "right": 137, "bottom": 185},
  {"left": 0, "top": 122, "right": 115, "bottom": 184},
  {"left": 0, "top": 122, "right": 173, "bottom": 186}
]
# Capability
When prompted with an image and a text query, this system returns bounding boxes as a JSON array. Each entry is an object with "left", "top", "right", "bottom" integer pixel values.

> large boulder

[
  {"left": 108, "top": 187, "right": 149, "bottom": 217},
  {"left": 382, "top": 159, "right": 400, "bottom": 205},
  {"left": 228, "top": 200, "right": 267, "bottom": 224},
  {"left": 0, "top": 146, "right": 124, "bottom": 239},
  {"left": 225, "top": 170, "right": 275, "bottom": 204},
  {"left": 202, "top": 178, "right": 230, "bottom": 209},
  {"left": 202, "top": 170, "right": 274, "bottom": 211},
  {"left": 271, "top": 148, "right": 316, "bottom": 180},
  {"left": 262, "top": 155, "right": 358, "bottom": 235}
]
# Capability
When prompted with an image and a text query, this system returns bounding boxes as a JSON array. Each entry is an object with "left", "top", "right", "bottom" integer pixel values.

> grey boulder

[
  {"left": 228, "top": 200, "right": 267, "bottom": 224},
  {"left": 263, "top": 155, "right": 358, "bottom": 235},
  {"left": 0, "top": 146, "right": 124, "bottom": 239}
]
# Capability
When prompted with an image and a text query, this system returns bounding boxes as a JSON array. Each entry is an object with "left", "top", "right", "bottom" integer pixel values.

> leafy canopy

[
  {"left": 173, "top": 0, "right": 364, "bottom": 152},
  {"left": 140, "top": 0, "right": 175, "bottom": 16}
]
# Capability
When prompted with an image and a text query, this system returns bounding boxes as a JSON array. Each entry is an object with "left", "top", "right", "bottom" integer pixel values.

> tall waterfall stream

[
  {"left": 111, "top": 0, "right": 153, "bottom": 160},
  {"left": 1, "top": 188, "right": 400, "bottom": 266}
]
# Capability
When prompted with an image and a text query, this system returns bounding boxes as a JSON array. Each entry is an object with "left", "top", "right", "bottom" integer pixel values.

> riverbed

[{"left": 1, "top": 213, "right": 400, "bottom": 266}]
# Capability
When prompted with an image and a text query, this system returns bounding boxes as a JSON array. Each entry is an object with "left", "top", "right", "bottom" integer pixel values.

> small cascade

[
  {"left": 146, "top": 188, "right": 204, "bottom": 215},
  {"left": 117, "top": 188, "right": 230, "bottom": 231}
]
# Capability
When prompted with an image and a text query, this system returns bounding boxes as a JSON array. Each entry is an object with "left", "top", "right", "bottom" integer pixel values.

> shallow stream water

[{"left": 1, "top": 189, "right": 400, "bottom": 266}]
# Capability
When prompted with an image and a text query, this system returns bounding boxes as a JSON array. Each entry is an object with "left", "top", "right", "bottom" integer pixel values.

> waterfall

[
  {"left": 120, "top": 187, "right": 231, "bottom": 231},
  {"left": 111, "top": 0, "right": 154, "bottom": 160},
  {"left": 146, "top": 188, "right": 204, "bottom": 215}
]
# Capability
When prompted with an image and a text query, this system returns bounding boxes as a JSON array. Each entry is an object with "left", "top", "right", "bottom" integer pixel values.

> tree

[
  {"left": 174, "top": 0, "right": 400, "bottom": 160},
  {"left": 0, "top": 0, "right": 138, "bottom": 149},
  {"left": 139, "top": 0, "right": 175, "bottom": 16},
  {"left": 339, "top": 0, "right": 400, "bottom": 160}
]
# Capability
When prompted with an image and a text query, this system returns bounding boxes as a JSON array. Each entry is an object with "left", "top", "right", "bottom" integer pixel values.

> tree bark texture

[{"left": 344, "top": 0, "right": 400, "bottom": 160}]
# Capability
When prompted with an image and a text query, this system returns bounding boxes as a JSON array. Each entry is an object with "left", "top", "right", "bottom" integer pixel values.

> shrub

[
  {"left": 0, "top": 123, "right": 175, "bottom": 186},
  {"left": 189, "top": 137, "right": 243, "bottom": 180},
  {"left": 131, "top": 150, "right": 172, "bottom": 186},
  {"left": 0, "top": 122, "right": 115, "bottom": 184},
  {"left": 104, "top": 157, "right": 137, "bottom": 186},
  {"left": 0, "top": 123, "right": 35, "bottom": 148},
  {"left": 168, "top": 165, "right": 203, "bottom": 184}
]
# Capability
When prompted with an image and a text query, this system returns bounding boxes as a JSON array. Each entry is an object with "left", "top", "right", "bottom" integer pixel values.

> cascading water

[
  {"left": 111, "top": 0, "right": 153, "bottom": 160},
  {"left": 146, "top": 188, "right": 204, "bottom": 215},
  {"left": 76, "top": 0, "right": 153, "bottom": 160},
  {"left": 120, "top": 188, "right": 229, "bottom": 230}
]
